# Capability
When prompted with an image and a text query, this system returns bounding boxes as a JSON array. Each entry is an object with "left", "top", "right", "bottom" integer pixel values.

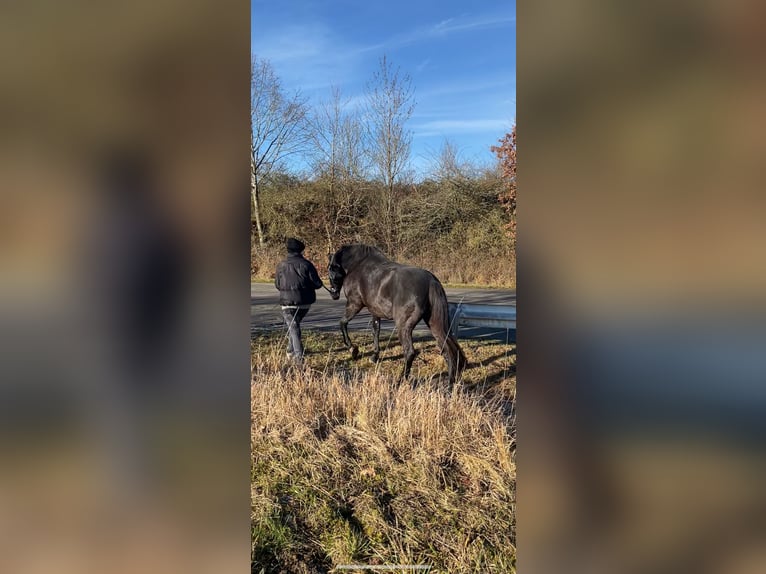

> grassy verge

[
  {"left": 251, "top": 245, "right": 515, "bottom": 289},
  {"left": 250, "top": 276, "right": 515, "bottom": 290},
  {"left": 251, "top": 331, "right": 516, "bottom": 573}
]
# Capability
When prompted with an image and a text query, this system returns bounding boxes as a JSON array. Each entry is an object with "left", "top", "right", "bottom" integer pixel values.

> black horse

[{"left": 328, "top": 244, "right": 467, "bottom": 383}]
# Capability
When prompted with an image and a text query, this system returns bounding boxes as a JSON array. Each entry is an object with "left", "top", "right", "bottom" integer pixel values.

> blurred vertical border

[
  {"left": 0, "top": 2, "right": 250, "bottom": 573},
  {"left": 519, "top": 1, "right": 766, "bottom": 573}
]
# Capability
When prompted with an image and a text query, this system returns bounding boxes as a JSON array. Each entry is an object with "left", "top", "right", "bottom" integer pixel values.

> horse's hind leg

[
  {"left": 426, "top": 319, "right": 461, "bottom": 384},
  {"left": 371, "top": 316, "right": 381, "bottom": 362},
  {"left": 340, "top": 301, "right": 363, "bottom": 360}
]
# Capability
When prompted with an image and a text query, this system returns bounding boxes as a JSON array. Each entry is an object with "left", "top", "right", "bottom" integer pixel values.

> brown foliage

[{"left": 491, "top": 125, "right": 516, "bottom": 242}]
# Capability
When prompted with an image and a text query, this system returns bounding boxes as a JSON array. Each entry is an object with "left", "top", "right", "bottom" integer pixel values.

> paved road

[{"left": 251, "top": 282, "right": 516, "bottom": 342}]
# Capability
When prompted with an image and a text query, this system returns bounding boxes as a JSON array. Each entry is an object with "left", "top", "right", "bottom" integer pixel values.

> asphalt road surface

[{"left": 251, "top": 282, "right": 516, "bottom": 343}]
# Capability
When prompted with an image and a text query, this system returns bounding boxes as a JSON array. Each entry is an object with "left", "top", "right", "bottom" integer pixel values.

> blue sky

[{"left": 251, "top": 0, "right": 516, "bottom": 177}]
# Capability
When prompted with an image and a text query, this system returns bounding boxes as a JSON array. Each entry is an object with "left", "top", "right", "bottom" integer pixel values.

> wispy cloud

[
  {"left": 428, "top": 14, "right": 515, "bottom": 36},
  {"left": 357, "top": 11, "right": 515, "bottom": 54},
  {"left": 417, "top": 77, "right": 515, "bottom": 100},
  {"left": 252, "top": 23, "right": 369, "bottom": 92},
  {"left": 413, "top": 118, "right": 512, "bottom": 137},
  {"left": 251, "top": 11, "right": 515, "bottom": 93},
  {"left": 253, "top": 23, "right": 327, "bottom": 62}
]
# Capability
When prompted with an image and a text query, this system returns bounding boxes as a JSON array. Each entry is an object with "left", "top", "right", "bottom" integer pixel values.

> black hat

[{"left": 286, "top": 238, "right": 305, "bottom": 253}]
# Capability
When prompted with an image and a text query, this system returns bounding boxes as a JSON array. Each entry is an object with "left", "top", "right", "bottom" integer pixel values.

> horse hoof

[
  {"left": 371, "top": 353, "right": 380, "bottom": 363},
  {"left": 350, "top": 346, "right": 359, "bottom": 360}
]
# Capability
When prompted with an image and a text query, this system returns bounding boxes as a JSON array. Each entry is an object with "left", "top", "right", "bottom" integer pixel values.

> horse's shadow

[
  {"left": 327, "top": 329, "right": 515, "bottom": 395},
  {"left": 337, "top": 339, "right": 515, "bottom": 367},
  {"left": 473, "top": 350, "right": 516, "bottom": 368}
]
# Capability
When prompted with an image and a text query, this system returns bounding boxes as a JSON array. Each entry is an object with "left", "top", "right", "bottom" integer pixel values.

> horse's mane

[{"left": 334, "top": 244, "right": 388, "bottom": 270}]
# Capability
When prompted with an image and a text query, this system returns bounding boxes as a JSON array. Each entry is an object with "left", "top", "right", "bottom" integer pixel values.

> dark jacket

[{"left": 275, "top": 253, "right": 323, "bottom": 306}]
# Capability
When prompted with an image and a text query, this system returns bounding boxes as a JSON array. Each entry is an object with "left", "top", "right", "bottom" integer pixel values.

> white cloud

[
  {"left": 417, "top": 77, "right": 515, "bottom": 99},
  {"left": 252, "top": 23, "right": 368, "bottom": 92},
  {"left": 354, "top": 11, "right": 515, "bottom": 53},
  {"left": 428, "top": 14, "right": 515, "bottom": 36},
  {"left": 413, "top": 118, "right": 511, "bottom": 136}
]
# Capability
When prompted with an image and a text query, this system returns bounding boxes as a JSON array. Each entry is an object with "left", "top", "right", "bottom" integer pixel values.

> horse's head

[{"left": 328, "top": 247, "right": 347, "bottom": 299}]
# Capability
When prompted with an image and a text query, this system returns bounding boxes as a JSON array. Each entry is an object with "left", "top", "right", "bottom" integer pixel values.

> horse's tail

[{"left": 428, "top": 279, "right": 468, "bottom": 378}]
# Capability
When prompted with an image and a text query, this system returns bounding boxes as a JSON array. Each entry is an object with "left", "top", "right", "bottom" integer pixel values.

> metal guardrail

[{"left": 448, "top": 302, "right": 516, "bottom": 340}]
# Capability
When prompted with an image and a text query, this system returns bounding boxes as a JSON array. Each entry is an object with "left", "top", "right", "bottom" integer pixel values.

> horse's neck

[{"left": 347, "top": 246, "right": 388, "bottom": 269}]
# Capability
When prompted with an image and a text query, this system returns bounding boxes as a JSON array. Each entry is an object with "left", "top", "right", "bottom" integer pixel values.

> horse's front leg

[
  {"left": 371, "top": 316, "right": 381, "bottom": 363},
  {"left": 340, "top": 301, "right": 363, "bottom": 360},
  {"left": 398, "top": 325, "right": 416, "bottom": 382}
]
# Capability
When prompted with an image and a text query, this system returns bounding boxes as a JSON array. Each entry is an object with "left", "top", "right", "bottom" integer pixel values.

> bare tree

[
  {"left": 399, "top": 139, "right": 475, "bottom": 252},
  {"left": 251, "top": 55, "right": 310, "bottom": 246},
  {"left": 364, "top": 55, "right": 415, "bottom": 255},
  {"left": 431, "top": 138, "right": 471, "bottom": 182},
  {"left": 310, "top": 86, "right": 370, "bottom": 251}
]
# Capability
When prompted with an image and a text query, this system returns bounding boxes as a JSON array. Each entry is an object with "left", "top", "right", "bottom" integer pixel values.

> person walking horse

[{"left": 275, "top": 238, "right": 327, "bottom": 364}]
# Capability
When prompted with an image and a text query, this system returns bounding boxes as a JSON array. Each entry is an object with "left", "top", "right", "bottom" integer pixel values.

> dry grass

[
  {"left": 251, "top": 331, "right": 516, "bottom": 573},
  {"left": 405, "top": 250, "right": 516, "bottom": 290},
  {"left": 251, "top": 243, "right": 515, "bottom": 289}
]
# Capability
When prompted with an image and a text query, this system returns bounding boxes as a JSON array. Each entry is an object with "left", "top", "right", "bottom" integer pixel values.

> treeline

[
  {"left": 252, "top": 163, "right": 514, "bottom": 286},
  {"left": 251, "top": 55, "right": 516, "bottom": 287}
]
